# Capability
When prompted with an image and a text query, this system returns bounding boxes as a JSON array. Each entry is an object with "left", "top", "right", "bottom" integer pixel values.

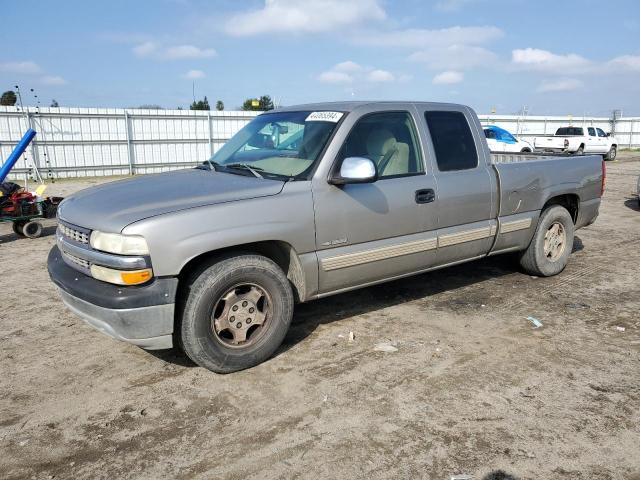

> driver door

[{"left": 312, "top": 109, "right": 439, "bottom": 294}]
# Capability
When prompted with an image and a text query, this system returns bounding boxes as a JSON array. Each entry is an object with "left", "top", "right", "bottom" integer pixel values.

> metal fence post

[
  {"left": 630, "top": 119, "right": 634, "bottom": 149},
  {"left": 124, "top": 111, "right": 135, "bottom": 175},
  {"left": 207, "top": 111, "right": 214, "bottom": 157},
  {"left": 26, "top": 112, "right": 41, "bottom": 173}
]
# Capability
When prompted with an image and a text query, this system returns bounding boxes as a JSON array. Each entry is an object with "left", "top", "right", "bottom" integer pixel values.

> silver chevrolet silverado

[{"left": 48, "top": 101, "right": 605, "bottom": 373}]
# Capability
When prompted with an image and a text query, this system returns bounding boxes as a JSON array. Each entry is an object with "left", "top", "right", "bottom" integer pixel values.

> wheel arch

[
  {"left": 542, "top": 193, "right": 579, "bottom": 223},
  {"left": 177, "top": 240, "right": 307, "bottom": 304}
]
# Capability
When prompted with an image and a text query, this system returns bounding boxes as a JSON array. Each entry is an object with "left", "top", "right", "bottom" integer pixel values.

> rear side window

[
  {"left": 425, "top": 111, "right": 478, "bottom": 171},
  {"left": 588, "top": 127, "right": 596, "bottom": 136},
  {"left": 556, "top": 127, "right": 583, "bottom": 136}
]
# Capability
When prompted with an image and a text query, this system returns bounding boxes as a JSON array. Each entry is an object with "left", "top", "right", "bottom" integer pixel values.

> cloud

[
  {"left": 409, "top": 44, "right": 498, "bottom": 70},
  {"left": 225, "top": 0, "right": 386, "bottom": 36},
  {"left": 0, "top": 61, "right": 43, "bottom": 74},
  {"left": 133, "top": 41, "right": 158, "bottom": 57},
  {"left": 318, "top": 71, "right": 353, "bottom": 84},
  {"left": 40, "top": 75, "right": 67, "bottom": 86},
  {"left": 164, "top": 45, "right": 216, "bottom": 59},
  {"left": 356, "top": 25, "right": 503, "bottom": 48},
  {"left": 607, "top": 54, "right": 640, "bottom": 71},
  {"left": 183, "top": 69, "right": 206, "bottom": 79},
  {"left": 432, "top": 70, "right": 463, "bottom": 85},
  {"left": 367, "top": 69, "right": 395, "bottom": 82},
  {"left": 511, "top": 48, "right": 592, "bottom": 73},
  {"left": 318, "top": 61, "right": 403, "bottom": 85},
  {"left": 536, "top": 78, "right": 583, "bottom": 92},
  {"left": 333, "top": 60, "right": 364, "bottom": 73},
  {"left": 133, "top": 42, "right": 216, "bottom": 60}
]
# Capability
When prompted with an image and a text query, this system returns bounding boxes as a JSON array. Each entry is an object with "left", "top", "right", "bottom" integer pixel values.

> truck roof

[{"left": 274, "top": 101, "right": 467, "bottom": 113}]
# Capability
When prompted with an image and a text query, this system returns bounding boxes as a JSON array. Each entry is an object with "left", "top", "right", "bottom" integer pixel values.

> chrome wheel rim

[
  {"left": 543, "top": 222, "right": 566, "bottom": 262},
  {"left": 211, "top": 283, "right": 272, "bottom": 348}
]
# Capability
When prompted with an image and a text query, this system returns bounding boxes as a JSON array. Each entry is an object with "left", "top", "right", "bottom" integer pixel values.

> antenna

[{"left": 192, "top": 81, "right": 195, "bottom": 103}]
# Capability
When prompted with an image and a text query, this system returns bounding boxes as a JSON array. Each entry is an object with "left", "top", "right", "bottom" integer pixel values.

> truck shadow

[
  {"left": 149, "top": 235, "right": 584, "bottom": 368},
  {"left": 624, "top": 197, "right": 639, "bottom": 211}
]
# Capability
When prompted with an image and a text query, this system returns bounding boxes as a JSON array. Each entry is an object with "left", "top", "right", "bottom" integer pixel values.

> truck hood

[{"left": 58, "top": 169, "right": 285, "bottom": 232}]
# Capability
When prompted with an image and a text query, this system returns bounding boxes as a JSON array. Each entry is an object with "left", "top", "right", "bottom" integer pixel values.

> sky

[{"left": 1, "top": 0, "right": 639, "bottom": 115}]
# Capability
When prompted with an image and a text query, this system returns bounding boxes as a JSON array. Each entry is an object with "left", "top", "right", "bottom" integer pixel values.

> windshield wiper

[
  {"left": 224, "top": 163, "right": 264, "bottom": 179},
  {"left": 196, "top": 160, "right": 222, "bottom": 171}
]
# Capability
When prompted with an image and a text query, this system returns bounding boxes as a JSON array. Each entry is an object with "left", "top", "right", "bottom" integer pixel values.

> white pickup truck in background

[{"left": 534, "top": 126, "right": 618, "bottom": 160}]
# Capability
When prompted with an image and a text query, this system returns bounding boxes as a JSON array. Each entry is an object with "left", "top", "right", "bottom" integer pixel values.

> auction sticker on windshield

[{"left": 306, "top": 111, "right": 343, "bottom": 122}]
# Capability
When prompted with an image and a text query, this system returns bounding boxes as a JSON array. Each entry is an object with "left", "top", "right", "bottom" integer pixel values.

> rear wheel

[
  {"left": 180, "top": 254, "right": 294, "bottom": 373},
  {"left": 576, "top": 145, "right": 584, "bottom": 155},
  {"left": 605, "top": 145, "right": 617, "bottom": 161},
  {"left": 519, "top": 206, "right": 574, "bottom": 277},
  {"left": 22, "top": 221, "right": 43, "bottom": 239}
]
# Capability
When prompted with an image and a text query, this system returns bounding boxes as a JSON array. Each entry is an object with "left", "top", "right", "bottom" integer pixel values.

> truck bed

[{"left": 491, "top": 153, "right": 603, "bottom": 227}]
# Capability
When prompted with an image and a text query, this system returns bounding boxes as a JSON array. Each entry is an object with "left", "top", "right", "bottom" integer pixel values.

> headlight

[
  {"left": 90, "top": 231, "right": 149, "bottom": 255},
  {"left": 90, "top": 265, "right": 153, "bottom": 285}
]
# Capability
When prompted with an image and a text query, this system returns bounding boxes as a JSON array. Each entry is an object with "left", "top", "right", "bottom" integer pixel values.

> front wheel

[
  {"left": 180, "top": 254, "right": 294, "bottom": 373},
  {"left": 22, "top": 221, "right": 43, "bottom": 239},
  {"left": 605, "top": 145, "right": 617, "bottom": 161},
  {"left": 519, "top": 206, "right": 575, "bottom": 277}
]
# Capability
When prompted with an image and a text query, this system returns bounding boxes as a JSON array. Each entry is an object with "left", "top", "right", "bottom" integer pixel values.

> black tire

[
  {"left": 521, "top": 148, "right": 532, "bottom": 153},
  {"left": 519, "top": 206, "right": 574, "bottom": 277},
  {"left": 22, "top": 221, "right": 43, "bottom": 239},
  {"left": 180, "top": 254, "right": 294, "bottom": 373},
  {"left": 605, "top": 145, "right": 617, "bottom": 161},
  {"left": 576, "top": 145, "right": 584, "bottom": 155},
  {"left": 12, "top": 220, "right": 26, "bottom": 236}
]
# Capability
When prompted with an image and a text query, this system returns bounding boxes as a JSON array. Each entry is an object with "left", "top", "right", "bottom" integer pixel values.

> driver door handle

[{"left": 415, "top": 188, "right": 435, "bottom": 204}]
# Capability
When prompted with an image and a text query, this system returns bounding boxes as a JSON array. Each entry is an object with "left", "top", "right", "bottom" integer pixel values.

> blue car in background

[{"left": 484, "top": 125, "right": 534, "bottom": 153}]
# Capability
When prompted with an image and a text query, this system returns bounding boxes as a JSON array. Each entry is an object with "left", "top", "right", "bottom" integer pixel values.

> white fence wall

[
  {"left": 1, "top": 106, "right": 638, "bottom": 180},
  {"left": 0, "top": 106, "right": 259, "bottom": 180}
]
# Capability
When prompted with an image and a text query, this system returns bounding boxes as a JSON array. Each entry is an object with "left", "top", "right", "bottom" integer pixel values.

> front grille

[
  {"left": 62, "top": 250, "right": 90, "bottom": 269},
  {"left": 59, "top": 223, "right": 90, "bottom": 244}
]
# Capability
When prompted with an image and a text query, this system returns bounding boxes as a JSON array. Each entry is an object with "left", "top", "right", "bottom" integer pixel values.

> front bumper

[{"left": 48, "top": 246, "right": 178, "bottom": 350}]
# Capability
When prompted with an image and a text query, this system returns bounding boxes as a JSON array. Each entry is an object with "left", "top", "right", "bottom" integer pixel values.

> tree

[
  {"left": 50, "top": 99, "right": 59, "bottom": 107},
  {"left": 1, "top": 90, "right": 17, "bottom": 106},
  {"left": 241, "top": 95, "right": 274, "bottom": 111},
  {"left": 215, "top": 100, "right": 224, "bottom": 111},
  {"left": 190, "top": 96, "right": 210, "bottom": 111}
]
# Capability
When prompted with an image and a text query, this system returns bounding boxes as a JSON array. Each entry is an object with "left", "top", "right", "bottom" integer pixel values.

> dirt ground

[{"left": 1, "top": 153, "right": 639, "bottom": 480}]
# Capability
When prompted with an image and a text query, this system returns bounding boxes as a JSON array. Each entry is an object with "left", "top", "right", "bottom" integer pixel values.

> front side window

[
  {"left": 597, "top": 128, "right": 607, "bottom": 137},
  {"left": 339, "top": 111, "right": 424, "bottom": 178},
  {"left": 425, "top": 111, "right": 478, "bottom": 171},
  {"left": 209, "top": 111, "right": 343, "bottom": 179}
]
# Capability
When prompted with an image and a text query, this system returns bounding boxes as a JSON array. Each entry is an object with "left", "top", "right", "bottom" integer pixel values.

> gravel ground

[{"left": 1, "top": 153, "right": 639, "bottom": 480}]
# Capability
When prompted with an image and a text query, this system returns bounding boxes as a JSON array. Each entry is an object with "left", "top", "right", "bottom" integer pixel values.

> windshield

[{"left": 208, "top": 110, "right": 344, "bottom": 180}]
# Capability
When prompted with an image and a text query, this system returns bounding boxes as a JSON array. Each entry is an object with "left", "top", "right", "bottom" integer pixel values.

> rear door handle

[{"left": 415, "top": 188, "right": 435, "bottom": 204}]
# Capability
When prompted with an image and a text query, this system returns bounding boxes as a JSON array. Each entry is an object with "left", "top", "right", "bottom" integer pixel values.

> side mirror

[
  {"left": 606, "top": 132, "right": 611, "bottom": 137},
  {"left": 329, "top": 157, "right": 378, "bottom": 185}
]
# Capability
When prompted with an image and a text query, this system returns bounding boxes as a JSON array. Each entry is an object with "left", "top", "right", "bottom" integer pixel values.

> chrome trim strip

[
  {"left": 57, "top": 234, "right": 150, "bottom": 270},
  {"left": 322, "top": 238, "right": 437, "bottom": 272},
  {"left": 438, "top": 226, "right": 493, "bottom": 248},
  {"left": 500, "top": 218, "right": 532, "bottom": 234}
]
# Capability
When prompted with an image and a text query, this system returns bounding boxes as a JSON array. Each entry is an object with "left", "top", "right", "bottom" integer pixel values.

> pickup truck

[
  {"left": 48, "top": 101, "right": 605, "bottom": 373},
  {"left": 534, "top": 126, "right": 618, "bottom": 160}
]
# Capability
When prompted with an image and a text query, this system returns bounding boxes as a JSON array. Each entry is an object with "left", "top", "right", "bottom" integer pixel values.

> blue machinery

[{"left": 0, "top": 128, "right": 37, "bottom": 184}]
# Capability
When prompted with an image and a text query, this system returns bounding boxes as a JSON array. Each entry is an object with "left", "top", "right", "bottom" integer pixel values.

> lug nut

[
  {"left": 232, "top": 305, "right": 238, "bottom": 311},
  {"left": 249, "top": 307, "right": 255, "bottom": 313},
  {"left": 242, "top": 301, "right": 248, "bottom": 307},
  {"left": 236, "top": 322, "right": 242, "bottom": 329},
  {"left": 246, "top": 318, "right": 251, "bottom": 323},
  {"left": 230, "top": 316, "right": 235, "bottom": 322}
]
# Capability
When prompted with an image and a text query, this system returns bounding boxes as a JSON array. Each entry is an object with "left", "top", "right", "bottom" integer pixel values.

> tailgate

[{"left": 534, "top": 136, "right": 565, "bottom": 148}]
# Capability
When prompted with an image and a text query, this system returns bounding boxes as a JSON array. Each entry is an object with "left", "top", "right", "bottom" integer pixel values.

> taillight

[
  {"left": 564, "top": 139, "right": 569, "bottom": 148},
  {"left": 601, "top": 160, "right": 606, "bottom": 196}
]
